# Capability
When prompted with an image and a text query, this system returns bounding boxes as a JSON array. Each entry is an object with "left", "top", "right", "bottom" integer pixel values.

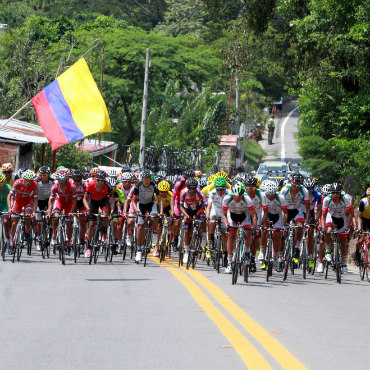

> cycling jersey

[
  {"left": 50, "top": 182, "right": 77, "bottom": 203},
  {"left": 173, "top": 179, "right": 187, "bottom": 199},
  {"left": 209, "top": 188, "right": 230, "bottom": 210},
  {"left": 247, "top": 189, "right": 268, "bottom": 216},
  {"left": 10, "top": 179, "right": 38, "bottom": 202},
  {"left": 359, "top": 197, "right": 370, "bottom": 219},
  {"left": 265, "top": 193, "right": 287, "bottom": 214},
  {"left": 0, "top": 184, "right": 11, "bottom": 212},
  {"left": 202, "top": 181, "right": 231, "bottom": 196},
  {"left": 179, "top": 188, "right": 207, "bottom": 211},
  {"left": 322, "top": 194, "right": 352, "bottom": 218},
  {"left": 155, "top": 191, "right": 172, "bottom": 209},
  {"left": 133, "top": 181, "right": 157, "bottom": 204},
  {"left": 280, "top": 184, "right": 309, "bottom": 210},
  {"left": 37, "top": 179, "right": 54, "bottom": 201},
  {"left": 222, "top": 194, "right": 254, "bottom": 214},
  {"left": 115, "top": 187, "right": 126, "bottom": 204},
  {"left": 85, "top": 179, "right": 113, "bottom": 201},
  {"left": 301, "top": 188, "right": 322, "bottom": 211},
  {"left": 72, "top": 180, "right": 86, "bottom": 201},
  {"left": 5, "top": 173, "right": 17, "bottom": 186}
]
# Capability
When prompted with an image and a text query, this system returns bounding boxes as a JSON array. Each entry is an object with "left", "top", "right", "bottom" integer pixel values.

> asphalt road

[{"left": 1, "top": 106, "right": 370, "bottom": 370}]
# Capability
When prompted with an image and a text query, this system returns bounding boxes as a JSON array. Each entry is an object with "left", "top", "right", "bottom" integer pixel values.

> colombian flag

[{"left": 32, "top": 58, "right": 111, "bottom": 150}]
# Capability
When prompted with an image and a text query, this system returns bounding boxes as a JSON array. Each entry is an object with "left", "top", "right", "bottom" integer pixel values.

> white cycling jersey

[{"left": 280, "top": 184, "right": 309, "bottom": 210}]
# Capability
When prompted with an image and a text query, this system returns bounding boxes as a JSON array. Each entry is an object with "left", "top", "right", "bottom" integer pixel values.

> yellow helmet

[
  {"left": 2, "top": 163, "right": 13, "bottom": 171},
  {"left": 0, "top": 173, "right": 6, "bottom": 183},
  {"left": 216, "top": 171, "right": 228, "bottom": 180},
  {"left": 254, "top": 176, "right": 261, "bottom": 188},
  {"left": 207, "top": 174, "right": 216, "bottom": 185},
  {"left": 90, "top": 167, "right": 98, "bottom": 175},
  {"left": 158, "top": 180, "right": 170, "bottom": 192}
]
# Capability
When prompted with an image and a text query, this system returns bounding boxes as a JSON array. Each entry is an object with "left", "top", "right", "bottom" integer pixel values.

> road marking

[
  {"left": 149, "top": 256, "right": 272, "bottom": 370},
  {"left": 280, "top": 106, "right": 299, "bottom": 159},
  {"left": 164, "top": 257, "right": 307, "bottom": 370}
]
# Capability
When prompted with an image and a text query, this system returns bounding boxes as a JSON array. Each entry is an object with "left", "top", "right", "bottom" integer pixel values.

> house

[
  {"left": 0, "top": 118, "right": 48, "bottom": 170},
  {"left": 79, "top": 139, "right": 118, "bottom": 167}
]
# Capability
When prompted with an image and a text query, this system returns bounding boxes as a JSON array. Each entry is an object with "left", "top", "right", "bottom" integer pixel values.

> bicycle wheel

[
  {"left": 302, "top": 240, "right": 307, "bottom": 279},
  {"left": 215, "top": 236, "right": 222, "bottom": 273},
  {"left": 0, "top": 227, "right": 5, "bottom": 262},
  {"left": 232, "top": 243, "right": 241, "bottom": 285},
  {"left": 266, "top": 240, "right": 272, "bottom": 282},
  {"left": 178, "top": 229, "right": 185, "bottom": 267},
  {"left": 17, "top": 243, "right": 23, "bottom": 262},
  {"left": 365, "top": 247, "right": 370, "bottom": 282},
  {"left": 122, "top": 225, "right": 127, "bottom": 261},
  {"left": 283, "top": 241, "right": 292, "bottom": 281},
  {"left": 59, "top": 232, "right": 65, "bottom": 265},
  {"left": 311, "top": 234, "right": 319, "bottom": 275},
  {"left": 335, "top": 243, "right": 341, "bottom": 284},
  {"left": 72, "top": 227, "right": 78, "bottom": 263},
  {"left": 324, "top": 259, "right": 329, "bottom": 279},
  {"left": 243, "top": 255, "right": 249, "bottom": 283}
]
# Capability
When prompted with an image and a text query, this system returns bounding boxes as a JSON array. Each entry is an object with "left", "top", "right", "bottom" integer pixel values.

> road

[{"left": 1, "top": 106, "right": 370, "bottom": 370}]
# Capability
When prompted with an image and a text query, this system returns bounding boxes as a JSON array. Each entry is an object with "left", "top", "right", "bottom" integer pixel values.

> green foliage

[
  {"left": 33, "top": 142, "right": 93, "bottom": 170},
  {"left": 244, "top": 139, "right": 266, "bottom": 170}
]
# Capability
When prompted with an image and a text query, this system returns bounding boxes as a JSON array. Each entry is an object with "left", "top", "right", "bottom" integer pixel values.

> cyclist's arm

[
  {"left": 7, "top": 192, "right": 13, "bottom": 212},
  {"left": 222, "top": 208, "right": 228, "bottom": 229},
  {"left": 315, "top": 204, "right": 322, "bottom": 222},
  {"left": 304, "top": 202, "right": 310, "bottom": 223},
  {"left": 357, "top": 211, "right": 363, "bottom": 230},
  {"left": 250, "top": 209, "right": 258, "bottom": 229},
  {"left": 282, "top": 208, "right": 288, "bottom": 227},
  {"left": 47, "top": 196, "right": 54, "bottom": 215},
  {"left": 321, "top": 209, "right": 328, "bottom": 229},
  {"left": 83, "top": 193, "right": 90, "bottom": 211},
  {"left": 32, "top": 196, "right": 38, "bottom": 215},
  {"left": 131, "top": 194, "right": 138, "bottom": 213},
  {"left": 109, "top": 196, "right": 115, "bottom": 214},
  {"left": 70, "top": 198, "right": 77, "bottom": 214},
  {"left": 179, "top": 204, "right": 189, "bottom": 218},
  {"left": 206, "top": 200, "right": 212, "bottom": 219}
]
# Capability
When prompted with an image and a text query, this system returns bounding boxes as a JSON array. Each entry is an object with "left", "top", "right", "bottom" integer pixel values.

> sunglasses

[
  {"left": 246, "top": 186, "right": 256, "bottom": 190},
  {"left": 188, "top": 186, "right": 197, "bottom": 190},
  {"left": 96, "top": 179, "right": 105, "bottom": 182},
  {"left": 291, "top": 183, "right": 300, "bottom": 187},
  {"left": 216, "top": 187, "right": 226, "bottom": 191}
]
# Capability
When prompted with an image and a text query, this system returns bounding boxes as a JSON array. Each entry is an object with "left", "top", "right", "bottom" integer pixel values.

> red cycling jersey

[
  {"left": 10, "top": 179, "right": 38, "bottom": 202},
  {"left": 72, "top": 179, "right": 86, "bottom": 201},
  {"left": 50, "top": 182, "right": 77, "bottom": 202},
  {"left": 179, "top": 188, "right": 208, "bottom": 210},
  {"left": 85, "top": 179, "right": 113, "bottom": 201}
]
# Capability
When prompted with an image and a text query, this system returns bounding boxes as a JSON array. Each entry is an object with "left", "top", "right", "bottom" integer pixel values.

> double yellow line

[{"left": 149, "top": 255, "right": 307, "bottom": 370}]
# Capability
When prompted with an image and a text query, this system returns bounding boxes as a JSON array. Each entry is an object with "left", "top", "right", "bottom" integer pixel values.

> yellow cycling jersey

[
  {"left": 202, "top": 181, "right": 231, "bottom": 196},
  {"left": 155, "top": 191, "right": 172, "bottom": 209},
  {"left": 359, "top": 197, "right": 370, "bottom": 219}
]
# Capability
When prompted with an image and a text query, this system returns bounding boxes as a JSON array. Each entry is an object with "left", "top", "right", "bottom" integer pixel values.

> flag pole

[{"left": 0, "top": 100, "right": 32, "bottom": 129}]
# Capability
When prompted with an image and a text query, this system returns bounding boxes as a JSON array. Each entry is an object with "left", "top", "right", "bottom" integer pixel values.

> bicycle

[
  {"left": 177, "top": 220, "right": 187, "bottom": 267},
  {"left": 11, "top": 213, "right": 30, "bottom": 263},
  {"left": 262, "top": 221, "right": 276, "bottom": 282},
  {"left": 208, "top": 219, "right": 225, "bottom": 273},
  {"left": 89, "top": 213, "right": 108, "bottom": 265},
  {"left": 37, "top": 210, "right": 51, "bottom": 260},
  {"left": 0, "top": 212, "right": 8, "bottom": 262},
  {"left": 231, "top": 225, "right": 253, "bottom": 285},
  {"left": 70, "top": 212, "right": 83, "bottom": 263},
  {"left": 159, "top": 215, "right": 172, "bottom": 263},
  {"left": 186, "top": 219, "right": 205, "bottom": 270},
  {"left": 51, "top": 215, "right": 68, "bottom": 265},
  {"left": 310, "top": 224, "right": 320, "bottom": 275},
  {"left": 136, "top": 214, "right": 159, "bottom": 267},
  {"left": 104, "top": 216, "right": 120, "bottom": 263},
  {"left": 357, "top": 231, "right": 370, "bottom": 282}
]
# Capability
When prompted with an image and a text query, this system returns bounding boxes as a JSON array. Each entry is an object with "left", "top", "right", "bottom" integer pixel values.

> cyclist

[
  {"left": 0, "top": 173, "right": 11, "bottom": 245},
  {"left": 70, "top": 169, "right": 87, "bottom": 249},
  {"left": 131, "top": 169, "right": 159, "bottom": 263},
  {"left": 244, "top": 175, "right": 268, "bottom": 271},
  {"left": 319, "top": 183, "right": 354, "bottom": 274},
  {"left": 222, "top": 182, "right": 257, "bottom": 274},
  {"left": 48, "top": 170, "right": 77, "bottom": 253},
  {"left": 206, "top": 176, "right": 230, "bottom": 257},
  {"left": 35, "top": 166, "right": 53, "bottom": 250},
  {"left": 171, "top": 169, "right": 195, "bottom": 251},
  {"left": 83, "top": 170, "right": 115, "bottom": 258},
  {"left": 8, "top": 170, "right": 38, "bottom": 251},
  {"left": 154, "top": 180, "right": 172, "bottom": 257},
  {"left": 280, "top": 173, "right": 310, "bottom": 266},
  {"left": 302, "top": 177, "right": 322, "bottom": 269},
  {"left": 354, "top": 187, "right": 370, "bottom": 265},
  {"left": 179, "top": 177, "right": 208, "bottom": 264},
  {"left": 2, "top": 163, "right": 18, "bottom": 186},
  {"left": 202, "top": 171, "right": 230, "bottom": 196},
  {"left": 260, "top": 180, "right": 288, "bottom": 270}
]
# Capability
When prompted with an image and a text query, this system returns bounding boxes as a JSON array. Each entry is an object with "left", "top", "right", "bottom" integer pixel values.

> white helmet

[{"left": 261, "top": 180, "right": 277, "bottom": 195}]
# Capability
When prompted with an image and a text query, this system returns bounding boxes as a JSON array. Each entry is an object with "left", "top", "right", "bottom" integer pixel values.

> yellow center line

[
  {"left": 149, "top": 256, "right": 272, "bottom": 370},
  {"left": 165, "top": 257, "right": 307, "bottom": 370}
]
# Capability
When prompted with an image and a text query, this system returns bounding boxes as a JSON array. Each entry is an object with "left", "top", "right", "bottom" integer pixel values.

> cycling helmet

[
  {"left": 57, "top": 172, "right": 67, "bottom": 181},
  {"left": 108, "top": 169, "right": 118, "bottom": 178},
  {"left": 303, "top": 177, "right": 316, "bottom": 189},
  {"left": 186, "top": 177, "right": 198, "bottom": 188},
  {"left": 158, "top": 180, "right": 170, "bottom": 192},
  {"left": 23, "top": 170, "right": 35, "bottom": 180},
  {"left": 261, "top": 180, "right": 277, "bottom": 195},
  {"left": 183, "top": 169, "right": 195, "bottom": 179},
  {"left": 84, "top": 165, "right": 92, "bottom": 172},
  {"left": 291, "top": 173, "right": 304, "bottom": 185},
  {"left": 0, "top": 173, "right": 6, "bottom": 183},
  {"left": 214, "top": 177, "right": 227, "bottom": 188},
  {"left": 322, "top": 184, "right": 331, "bottom": 196},
  {"left": 276, "top": 178, "right": 285, "bottom": 188},
  {"left": 120, "top": 172, "right": 132, "bottom": 181},
  {"left": 106, "top": 177, "right": 116, "bottom": 187},
  {"left": 207, "top": 174, "right": 217, "bottom": 184},
  {"left": 194, "top": 170, "right": 202, "bottom": 178},
  {"left": 140, "top": 169, "right": 152, "bottom": 180},
  {"left": 154, "top": 174, "right": 165, "bottom": 184},
  {"left": 199, "top": 178, "right": 207, "bottom": 189},
  {"left": 50, "top": 172, "right": 57, "bottom": 181},
  {"left": 96, "top": 170, "right": 107, "bottom": 179},
  {"left": 216, "top": 171, "right": 228, "bottom": 180},
  {"left": 330, "top": 182, "right": 342, "bottom": 193},
  {"left": 157, "top": 170, "right": 167, "bottom": 178},
  {"left": 230, "top": 182, "right": 245, "bottom": 196},
  {"left": 71, "top": 169, "right": 83, "bottom": 178},
  {"left": 2, "top": 163, "right": 13, "bottom": 171},
  {"left": 250, "top": 170, "right": 256, "bottom": 176},
  {"left": 39, "top": 166, "right": 51, "bottom": 175},
  {"left": 90, "top": 167, "right": 99, "bottom": 176},
  {"left": 166, "top": 175, "right": 177, "bottom": 186},
  {"left": 244, "top": 175, "right": 258, "bottom": 187}
]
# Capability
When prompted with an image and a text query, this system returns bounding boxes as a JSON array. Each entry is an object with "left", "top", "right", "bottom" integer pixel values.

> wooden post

[
  {"left": 41, "top": 143, "right": 46, "bottom": 166},
  {"left": 52, "top": 149, "right": 57, "bottom": 172}
]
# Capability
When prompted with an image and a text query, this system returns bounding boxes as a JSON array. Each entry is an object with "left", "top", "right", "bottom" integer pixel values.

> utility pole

[{"left": 139, "top": 48, "right": 150, "bottom": 169}]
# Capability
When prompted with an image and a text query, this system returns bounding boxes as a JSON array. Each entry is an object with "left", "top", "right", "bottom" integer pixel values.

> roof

[
  {"left": 219, "top": 135, "right": 239, "bottom": 147},
  {"left": 79, "top": 139, "right": 118, "bottom": 156},
  {"left": 0, "top": 118, "right": 48, "bottom": 144}
]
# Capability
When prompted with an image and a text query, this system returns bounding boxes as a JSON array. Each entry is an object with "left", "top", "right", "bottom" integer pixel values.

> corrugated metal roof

[
  {"left": 0, "top": 118, "right": 48, "bottom": 144},
  {"left": 219, "top": 135, "right": 239, "bottom": 147},
  {"left": 80, "top": 139, "right": 118, "bottom": 155}
]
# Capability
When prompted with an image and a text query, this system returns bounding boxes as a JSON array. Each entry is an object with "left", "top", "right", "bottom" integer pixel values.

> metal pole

[
  {"left": 139, "top": 48, "right": 150, "bottom": 169},
  {"left": 0, "top": 100, "right": 32, "bottom": 129}
]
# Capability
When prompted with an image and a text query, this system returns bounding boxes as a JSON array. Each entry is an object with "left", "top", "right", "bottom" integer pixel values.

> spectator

[{"left": 267, "top": 115, "right": 275, "bottom": 145}]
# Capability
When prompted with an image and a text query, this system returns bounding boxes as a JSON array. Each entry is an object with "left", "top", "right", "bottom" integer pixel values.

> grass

[{"left": 244, "top": 139, "right": 266, "bottom": 171}]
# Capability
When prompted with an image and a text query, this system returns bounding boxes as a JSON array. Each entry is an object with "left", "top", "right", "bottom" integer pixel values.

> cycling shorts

[
  {"left": 210, "top": 206, "right": 222, "bottom": 219},
  {"left": 183, "top": 207, "right": 206, "bottom": 229},
  {"left": 137, "top": 202, "right": 158, "bottom": 225},
  {"left": 87, "top": 198, "right": 111, "bottom": 221},
  {"left": 162, "top": 205, "right": 171, "bottom": 217},
  {"left": 12, "top": 199, "right": 34, "bottom": 215},
  {"left": 36, "top": 199, "right": 49, "bottom": 221},
  {"left": 227, "top": 211, "right": 251, "bottom": 229},
  {"left": 52, "top": 199, "right": 74, "bottom": 221},
  {"left": 361, "top": 217, "right": 370, "bottom": 231},
  {"left": 265, "top": 212, "right": 284, "bottom": 229},
  {"left": 325, "top": 213, "right": 347, "bottom": 234},
  {"left": 287, "top": 208, "right": 304, "bottom": 224}
]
